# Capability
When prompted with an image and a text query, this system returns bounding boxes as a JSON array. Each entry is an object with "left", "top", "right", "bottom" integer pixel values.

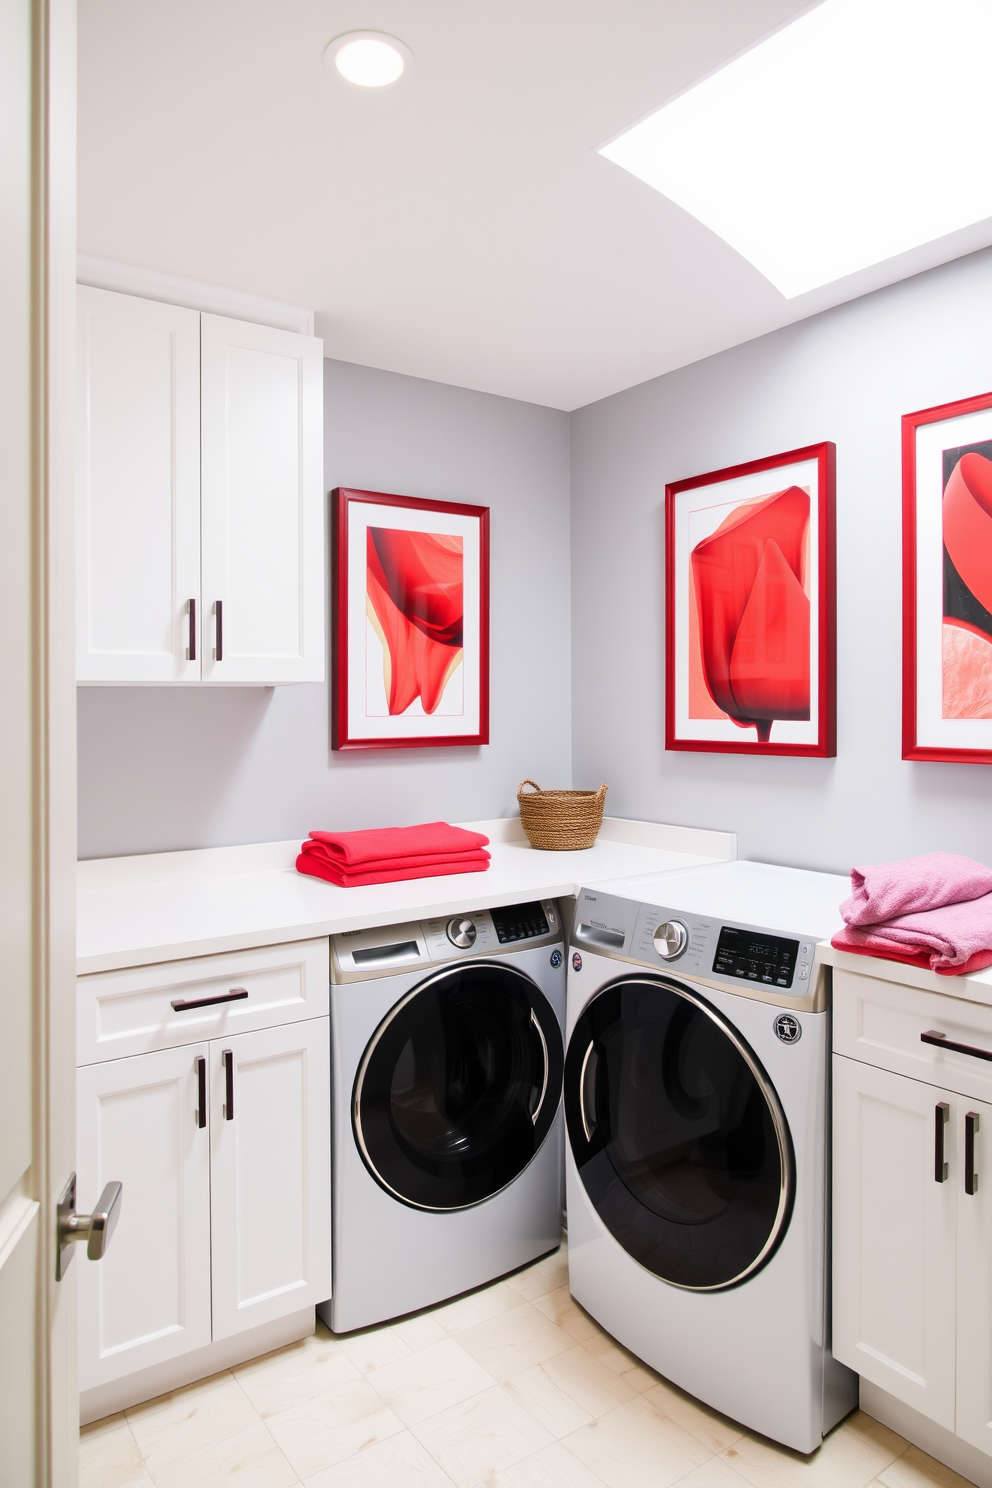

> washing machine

[
  {"left": 320, "top": 898, "right": 566, "bottom": 1334},
  {"left": 565, "top": 860, "right": 858, "bottom": 1452}
]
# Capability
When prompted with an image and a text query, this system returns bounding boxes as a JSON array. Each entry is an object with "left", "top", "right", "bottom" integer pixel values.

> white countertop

[
  {"left": 77, "top": 816, "right": 736, "bottom": 974},
  {"left": 819, "top": 939, "right": 992, "bottom": 1008}
]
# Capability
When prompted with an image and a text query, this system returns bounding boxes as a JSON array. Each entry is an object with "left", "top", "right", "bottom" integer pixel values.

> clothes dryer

[
  {"left": 321, "top": 898, "right": 565, "bottom": 1334},
  {"left": 565, "top": 861, "right": 858, "bottom": 1452}
]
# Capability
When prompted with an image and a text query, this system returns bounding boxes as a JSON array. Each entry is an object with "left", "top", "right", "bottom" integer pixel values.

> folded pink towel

[
  {"left": 840, "top": 852, "right": 992, "bottom": 928},
  {"left": 832, "top": 892, "right": 992, "bottom": 975}
]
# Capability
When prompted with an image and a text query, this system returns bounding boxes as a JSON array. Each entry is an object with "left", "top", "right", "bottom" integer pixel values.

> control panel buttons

[
  {"left": 654, "top": 921, "right": 689, "bottom": 960},
  {"left": 446, "top": 917, "right": 477, "bottom": 949}
]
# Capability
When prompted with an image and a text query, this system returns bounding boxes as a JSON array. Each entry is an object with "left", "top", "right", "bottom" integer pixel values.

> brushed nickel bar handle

[
  {"left": 186, "top": 597, "right": 196, "bottom": 661},
  {"left": 967, "top": 1111, "right": 980, "bottom": 1195},
  {"left": 922, "top": 1030, "right": 992, "bottom": 1063},
  {"left": 223, "top": 1049, "right": 234, "bottom": 1121},
  {"left": 171, "top": 988, "right": 248, "bottom": 1012},
  {"left": 935, "top": 1101, "right": 949, "bottom": 1183},
  {"left": 215, "top": 599, "right": 223, "bottom": 661}
]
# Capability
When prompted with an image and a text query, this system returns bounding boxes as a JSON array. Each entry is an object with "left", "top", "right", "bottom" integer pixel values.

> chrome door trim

[
  {"left": 569, "top": 972, "right": 795, "bottom": 1292},
  {"left": 529, "top": 1009, "right": 549, "bottom": 1127},
  {"left": 577, "top": 1040, "right": 595, "bottom": 1142},
  {"left": 352, "top": 958, "right": 561, "bottom": 1213}
]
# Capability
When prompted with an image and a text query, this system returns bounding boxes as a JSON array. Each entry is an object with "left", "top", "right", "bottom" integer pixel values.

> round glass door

[
  {"left": 354, "top": 962, "right": 564, "bottom": 1211},
  {"left": 564, "top": 975, "right": 793, "bottom": 1290}
]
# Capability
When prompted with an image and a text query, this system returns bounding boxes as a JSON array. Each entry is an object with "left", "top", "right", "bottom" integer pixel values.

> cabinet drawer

[
  {"left": 77, "top": 939, "right": 329, "bottom": 1065},
  {"left": 834, "top": 967, "right": 992, "bottom": 1102}
]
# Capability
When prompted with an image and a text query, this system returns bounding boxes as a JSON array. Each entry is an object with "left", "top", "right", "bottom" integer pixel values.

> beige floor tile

[
  {"left": 336, "top": 1325, "right": 412, "bottom": 1376},
  {"left": 79, "top": 1413, "right": 153, "bottom": 1488},
  {"left": 720, "top": 1411, "right": 907, "bottom": 1488},
  {"left": 562, "top": 1392, "right": 714, "bottom": 1488},
  {"left": 366, "top": 1336, "right": 496, "bottom": 1426},
  {"left": 646, "top": 1378, "right": 746, "bottom": 1454},
  {"left": 531, "top": 1286, "right": 602, "bottom": 1344},
  {"left": 411, "top": 1384, "right": 554, "bottom": 1488},
  {"left": 580, "top": 1330, "right": 658, "bottom": 1391},
  {"left": 434, "top": 1281, "right": 524, "bottom": 1334},
  {"left": 391, "top": 1313, "right": 450, "bottom": 1352},
  {"left": 234, "top": 1331, "right": 362, "bottom": 1417},
  {"left": 877, "top": 1444, "right": 972, "bottom": 1488},
  {"left": 263, "top": 1374, "right": 404, "bottom": 1480},
  {"left": 485, "top": 1438, "right": 607, "bottom": 1488},
  {"left": 452, "top": 1303, "right": 574, "bottom": 1381},
  {"left": 505, "top": 1248, "right": 569, "bottom": 1303},
  {"left": 500, "top": 1365, "right": 594, "bottom": 1438},
  {"left": 301, "top": 1428, "right": 456, "bottom": 1487},
  {"left": 540, "top": 1344, "right": 638, "bottom": 1417},
  {"left": 669, "top": 1457, "right": 757, "bottom": 1488},
  {"left": 126, "top": 1370, "right": 298, "bottom": 1488}
]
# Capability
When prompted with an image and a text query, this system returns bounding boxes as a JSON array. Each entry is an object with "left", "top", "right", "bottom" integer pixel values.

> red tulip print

[
  {"left": 942, "top": 451, "right": 992, "bottom": 719},
  {"left": 367, "top": 527, "right": 464, "bottom": 715},
  {"left": 690, "top": 486, "right": 811, "bottom": 743}
]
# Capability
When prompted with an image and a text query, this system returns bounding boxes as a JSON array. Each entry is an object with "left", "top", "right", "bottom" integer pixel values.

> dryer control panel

[
  {"left": 332, "top": 899, "right": 560, "bottom": 981},
  {"left": 570, "top": 887, "right": 825, "bottom": 1011}
]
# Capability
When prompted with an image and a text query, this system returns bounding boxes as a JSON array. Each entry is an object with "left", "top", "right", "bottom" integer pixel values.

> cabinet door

[
  {"left": 77, "top": 1045, "right": 211, "bottom": 1389},
  {"left": 832, "top": 1054, "right": 956, "bottom": 1428},
  {"left": 200, "top": 314, "right": 324, "bottom": 684},
  {"left": 77, "top": 286, "right": 201, "bottom": 681},
  {"left": 209, "top": 1017, "right": 330, "bottom": 1339},
  {"left": 956, "top": 1095, "right": 992, "bottom": 1452}
]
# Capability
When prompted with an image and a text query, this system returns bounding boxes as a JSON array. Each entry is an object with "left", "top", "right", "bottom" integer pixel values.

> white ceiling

[{"left": 77, "top": 1, "right": 992, "bottom": 411}]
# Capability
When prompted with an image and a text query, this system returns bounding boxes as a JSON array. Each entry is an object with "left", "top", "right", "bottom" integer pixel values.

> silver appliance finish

[
  {"left": 566, "top": 861, "right": 857, "bottom": 1453},
  {"left": 322, "top": 899, "right": 566, "bottom": 1334}
]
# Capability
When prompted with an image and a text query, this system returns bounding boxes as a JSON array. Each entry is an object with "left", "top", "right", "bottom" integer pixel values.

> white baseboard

[
  {"left": 860, "top": 1379, "right": 992, "bottom": 1488},
  {"left": 80, "top": 1307, "right": 315, "bottom": 1425}
]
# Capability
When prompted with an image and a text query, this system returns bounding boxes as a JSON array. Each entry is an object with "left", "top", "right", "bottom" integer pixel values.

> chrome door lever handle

[{"left": 56, "top": 1173, "right": 123, "bottom": 1280}]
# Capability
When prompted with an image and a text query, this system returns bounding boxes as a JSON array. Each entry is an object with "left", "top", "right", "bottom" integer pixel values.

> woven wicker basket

[{"left": 517, "top": 780, "right": 608, "bottom": 851}]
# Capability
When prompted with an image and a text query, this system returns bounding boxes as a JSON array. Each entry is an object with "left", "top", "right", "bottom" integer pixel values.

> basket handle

[
  {"left": 594, "top": 783, "right": 608, "bottom": 805},
  {"left": 518, "top": 780, "right": 542, "bottom": 797}
]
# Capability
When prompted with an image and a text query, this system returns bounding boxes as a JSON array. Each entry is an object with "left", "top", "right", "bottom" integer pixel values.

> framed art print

[
  {"left": 665, "top": 442, "right": 836, "bottom": 757},
  {"left": 903, "top": 390, "right": 992, "bottom": 762},
  {"left": 332, "top": 487, "right": 489, "bottom": 750}
]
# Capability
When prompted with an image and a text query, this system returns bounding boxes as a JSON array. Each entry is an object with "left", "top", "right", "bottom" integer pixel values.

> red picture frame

[
  {"left": 332, "top": 487, "right": 490, "bottom": 751},
  {"left": 665, "top": 442, "right": 836, "bottom": 757},
  {"left": 903, "top": 390, "right": 992, "bottom": 763}
]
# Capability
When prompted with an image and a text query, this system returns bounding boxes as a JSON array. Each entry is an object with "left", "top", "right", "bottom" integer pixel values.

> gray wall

[
  {"left": 570, "top": 246, "right": 992, "bottom": 875},
  {"left": 77, "top": 359, "right": 571, "bottom": 858}
]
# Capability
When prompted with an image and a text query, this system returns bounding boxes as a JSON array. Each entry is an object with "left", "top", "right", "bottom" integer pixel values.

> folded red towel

[
  {"left": 841, "top": 852, "right": 992, "bottom": 928},
  {"left": 296, "top": 851, "right": 491, "bottom": 888},
  {"left": 832, "top": 892, "right": 992, "bottom": 975},
  {"left": 306, "top": 821, "right": 490, "bottom": 868},
  {"left": 299, "top": 842, "right": 489, "bottom": 877}
]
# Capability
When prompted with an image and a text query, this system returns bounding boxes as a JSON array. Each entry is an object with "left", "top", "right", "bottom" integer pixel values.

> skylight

[{"left": 599, "top": 0, "right": 992, "bottom": 298}]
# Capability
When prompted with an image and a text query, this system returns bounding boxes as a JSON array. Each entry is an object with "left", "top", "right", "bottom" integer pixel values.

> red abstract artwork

[
  {"left": 366, "top": 528, "right": 464, "bottom": 716},
  {"left": 690, "top": 487, "right": 810, "bottom": 742},
  {"left": 941, "top": 451, "right": 992, "bottom": 720}
]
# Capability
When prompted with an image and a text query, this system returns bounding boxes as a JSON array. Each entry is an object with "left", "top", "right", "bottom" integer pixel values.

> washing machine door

[
  {"left": 354, "top": 961, "right": 564, "bottom": 1211},
  {"left": 565, "top": 974, "right": 794, "bottom": 1290}
]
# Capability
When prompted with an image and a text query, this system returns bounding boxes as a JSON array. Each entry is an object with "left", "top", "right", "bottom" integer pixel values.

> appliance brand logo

[{"left": 774, "top": 1013, "right": 802, "bottom": 1044}]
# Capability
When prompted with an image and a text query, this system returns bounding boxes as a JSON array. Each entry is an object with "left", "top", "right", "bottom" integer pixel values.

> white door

[
  {"left": 210, "top": 1019, "right": 330, "bottom": 1339},
  {"left": 956, "top": 1094, "right": 992, "bottom": 1452},
  {"left": 199, "top": 314, "right": 324, "bottom": 684},
  {"left": 832, "top": 1054, "right": 957, "bottom": 1427},
  {"left": 76, "top": 286, "right": 201, "bottom": 681},
  {"left": 76, "top": 1046, "right": 212, "bottom": 1388}
]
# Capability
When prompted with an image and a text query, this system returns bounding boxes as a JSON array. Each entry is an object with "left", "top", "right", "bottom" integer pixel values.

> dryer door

[
  {"left": 354, "top": 961, "right": 564, "bottom": 1211},
  {"left": 565, "top": 974, "right": 794, "bottom": 1290}
]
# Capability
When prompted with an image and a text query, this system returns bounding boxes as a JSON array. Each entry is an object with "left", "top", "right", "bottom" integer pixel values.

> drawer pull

[
  {"left": 223, "top": 1049, "right": 234, "bottom": 1121},
  {"left": 186, "top": 597, "right": 196, "bottom": 661},
  {"left": 171, "top": 988, "right": 249, "bottom": 1012},
  {"left": 196, "top": 1056, "right": 206, "bottom": 1130},
  {"left": 921, "top": 1030, "right": 992, "bottom": 1063},
  {"left": 935, "top": 1102, "right": 949, "bottom": 1182},
  {"left": 967, "top": 1111, "right": 980, "bottom": 1195}
]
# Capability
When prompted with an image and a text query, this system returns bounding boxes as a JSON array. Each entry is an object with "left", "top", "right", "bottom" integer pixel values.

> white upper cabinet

[
  {"left": 76, "top": 288, "right": 325, "bottom": 685},
  {"left": 76, "top": 287, "right": 201, "bottom": 682}
]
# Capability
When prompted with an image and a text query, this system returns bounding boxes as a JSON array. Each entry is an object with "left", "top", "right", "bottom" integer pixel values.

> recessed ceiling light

[
  {"left": 325, "top": 31, "right": 413, "bottom": 88},
  {"left": 599, "top": 0, "right": 992, "bottom": 298}
]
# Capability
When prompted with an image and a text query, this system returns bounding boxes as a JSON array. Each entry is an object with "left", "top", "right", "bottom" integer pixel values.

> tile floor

[{"left": 80, "top": 1237, "right": 970, "bottom": 1488}]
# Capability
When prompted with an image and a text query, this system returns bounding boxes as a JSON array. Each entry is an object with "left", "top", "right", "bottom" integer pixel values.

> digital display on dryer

[{"left": 712, "top": 926, "right": 798, "bottom": 988}]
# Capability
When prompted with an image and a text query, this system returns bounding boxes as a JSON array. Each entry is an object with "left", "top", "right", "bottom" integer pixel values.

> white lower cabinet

[
  {"left": 833, "top": 965, "right": 992, "bottom": 1463},
  {"left": 76, "top": 939, "right": 331, "bottom": 1400}
]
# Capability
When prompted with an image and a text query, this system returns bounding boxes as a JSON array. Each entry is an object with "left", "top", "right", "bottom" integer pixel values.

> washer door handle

[
  {"left": 529, "top": 1009, "right": 549, "bottom": 1127},
  {"left": 578, "top": 1039, "right": 597, "bottom": 1143}
]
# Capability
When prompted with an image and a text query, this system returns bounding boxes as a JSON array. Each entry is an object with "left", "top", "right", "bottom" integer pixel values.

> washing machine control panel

[{"left": 333, "top": 899, "right": 561, "bottom": 980}]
